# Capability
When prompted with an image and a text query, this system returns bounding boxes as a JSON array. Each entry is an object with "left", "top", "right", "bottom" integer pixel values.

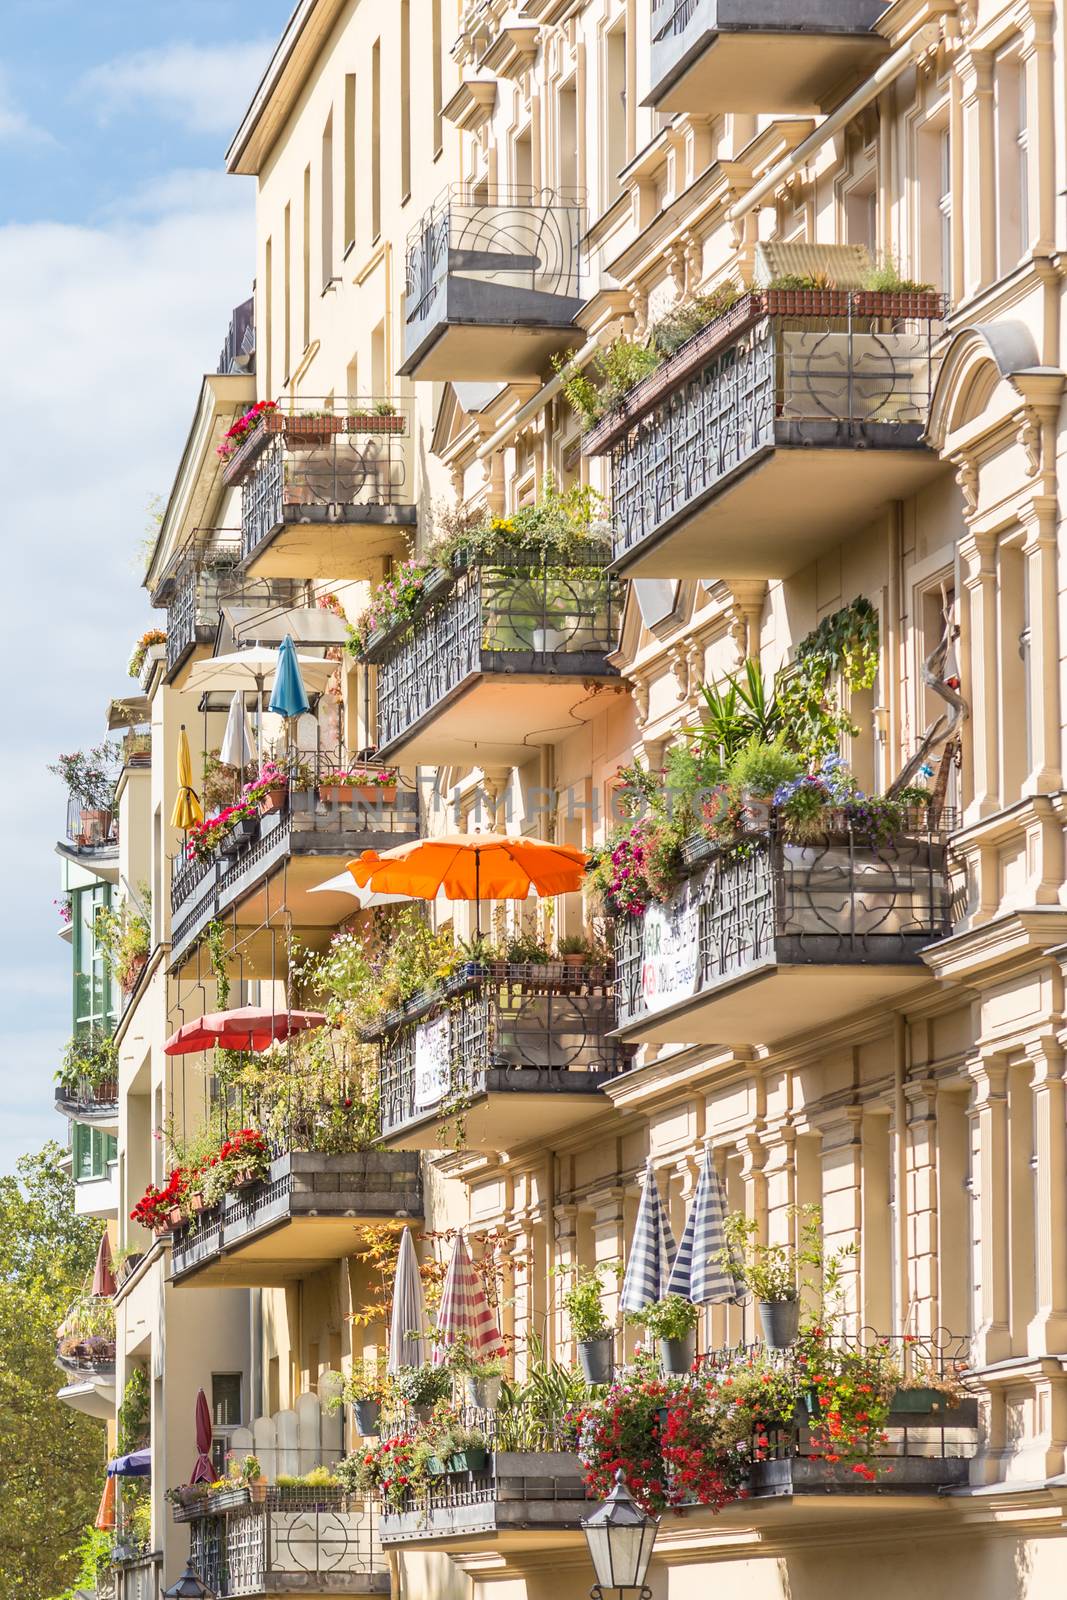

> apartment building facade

[{"left": 48, "top": 0, "right": 1067, "bottom": 1597}]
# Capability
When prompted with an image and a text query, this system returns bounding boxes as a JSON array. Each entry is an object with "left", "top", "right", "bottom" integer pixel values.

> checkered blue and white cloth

[
  {"left": 432, "top": 1233, "right": 502, "bottom": 1364},
  {"left": 620, "top": 1164, "right": 677, "bottom": 1314},
  {"left": 666, "top": 1148, "right": 738, "bottom": 1304}
]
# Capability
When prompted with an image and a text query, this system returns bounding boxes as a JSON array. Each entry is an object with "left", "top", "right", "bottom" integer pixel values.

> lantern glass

[
  {"left": 580, "top": 1472, "right": 659, "bottom": 1595},
  {"left": 162, "top": 1565, "right": 217, "bottom": 1600}
]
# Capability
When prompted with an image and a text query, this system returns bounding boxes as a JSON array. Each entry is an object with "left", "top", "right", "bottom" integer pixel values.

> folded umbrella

[
  {"left": 620, "top": 1163, "right": 677, "bottom": 1314},
  {"left": 189, "top": 1387, "right": 214, "bottom": 1486},
  {"left": 91, "top": 1231, "right": 117, "bottom": 1298},
  {"left": 432, "top": 1234, "right": 502, "bottom": 1366},
  {"left": 268, "top": 634, "right": 311, "bottom": 720},
  {"left": 666, "top": 1148, "right": 739, "bottom": 1305},
  {"left": 219, "top": 689, "right": 257, "bottom": 771},
  {"left": 170, "top": 726, "right": 203, "bottom": 831},
  {"left": 388, "top": 1226, "right": 427, "bottom": 1374},
  {"left": 163, "top": 1005, "right": 327, "bottom": 1056}
]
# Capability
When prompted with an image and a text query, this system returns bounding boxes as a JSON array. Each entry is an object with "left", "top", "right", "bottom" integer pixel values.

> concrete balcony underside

[
  {"left": 169, "top": 793, "right": 419, "bottom": 969},
  {"left": 169, "top": 1151, "right": 422, "bottom": 1286},
  {"left": 242, "top": 503, "right": 416, "bottom": 581},
  {"left": 646, "top": 0, "right": 890, "bottom": 113},
  {"left": 614, "top": 830, "right": 952, "bottom": 1048}
]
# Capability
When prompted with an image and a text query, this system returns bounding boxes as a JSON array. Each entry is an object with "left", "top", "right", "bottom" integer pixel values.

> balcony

[
  {"left": 169, "top": 771, "right": 420, "bottom": 968},
  {"left": 56, "top": 1294, "right": 117, "bottom": 1421},
  {"left": 646, "top": 0, "right": 889, "bottom": 114},
  {"left": 379, "top": 1452, "right": 591, "bottom": 1547},
  {"left": 61, "top": 794, "right": 118, "bottom": 874},
  {"left": 55, "top": 1076, "right": 119, "bottom": 1127},
  {"left": 362, "top": 548, "right": 622, "bottom": 764},
  {"left": 370, "top": 964, "right": 631, "bottom": 1151},
  {"left": 400, "top": 187, "right": 584, "bottom": 380},
  {"left": 235, "top": 405, "right": 416, "bottom": 580},
  {"left": 179, "top": 1489, "right": 387, "bottom": 1596},
  {"left": 169, "top": 1150, "right": 422, "bottom": 1287},
  {"left": 614, "top": 823, "right": 952, "bottom": 1047},
  {"left": 585, "top": 289, "right": 945, "bottom": 580},
  {"left": 111, "top": 1552, "right": 162, "bottom": 1600}
]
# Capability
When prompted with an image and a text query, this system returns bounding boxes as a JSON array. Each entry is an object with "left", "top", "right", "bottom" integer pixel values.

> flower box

[
  {"left": 348, "top": 412, "right": 406, "bottom": 435},
  {"left": 221, "top": 422, "right": 272, "bottom": 487},
  {"left": 890, "top": 1386, "right": 954, "bottom": 1414},
  {"left": 230, "top": 1168, "right": 262, "bottom": 1190},
  {"left": 168, "top": 1205, "right": 186, "bottom": 1227},
  {"left": 260, "top": 784, "right": 287, "bottom": 815},
  {"left": 448, "top": 1449, "right": 488, "bottom": 1474},
  {"left": 426, "top": 1456, "right": 450, "bottom": 1476},
  {"left": 120, "top": 953, "right": 148, "bottom": 995},
  {"left": 318, "top": 783, "right": 354, "bottom": 804},
  {"left": 281, "top": 414, "right": 345, "bottom": 445},
  {"left": 152, "top": 1221, "right": 174, "bottom": 1239},
  {"left": 354, "top": 784, "right": 397, "bottom": 803}
]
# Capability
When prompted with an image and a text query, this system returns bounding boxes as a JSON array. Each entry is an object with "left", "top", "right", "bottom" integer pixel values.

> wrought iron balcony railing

[
  {"left": 64, "top": 795, "right": 117, "bottom": 855},
  {"left": 239, "top": 404, "right": 415, "bottom": 568},
  {"left": 183, "top": 1490, "right": 387, "bottom": 1596},
  {"left": 365, "top": 546, "right": 621, "bottom": 758},
  {"left": 401, "top": 185, "right": 585, "bottom": 378},
  {"left": 647, "top": 0, "right": 889, "bottom": 113},
  {"left": 615, "top": 821, "right": 954, "bottom": 1035},
  {"left": 371, "top": 963, "right": 631, "bottom": 1146},
  {"left": 584, "top": 289, "right": 945, "bottom": 574},
  {"left": 379, "top": 1452, "right": 591, "bottom": 1543},
  {"left": 169, "top": 767, "right": 420, "bottom": 964}
]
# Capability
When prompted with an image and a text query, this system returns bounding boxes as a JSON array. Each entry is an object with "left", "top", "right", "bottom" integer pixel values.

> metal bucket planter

[
  {"left": 353, "top": 1399, "right": 381, "bottom": 1436},
  {"left": 891, "top": 1386, "right": 952, "bottom": 1414},
  {"left": 659, "top": 1331, "right": 696, "bottom": 1375},
  {"left": 464, "top": 1375, "right": 502, "bottom": 1410},
  {"left": 449, "top": 1449, "right": 488, "bottom": 1473},
  {"left": 759, "top": 1299, "right": 800, "bottom": 1349},
  {"left": 578, "top": 1336, "right": 614, "bottom": 1385}
]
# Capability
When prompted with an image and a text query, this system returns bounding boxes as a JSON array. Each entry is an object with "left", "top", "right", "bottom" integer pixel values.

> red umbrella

[
  {"left": 190, "top": 1388, "right": 214, "bottom": 1485},
  {"left": 163, "top": 1006, "right": 327, "bottom": 1056},
  {"left": 91, "top": 1231, "right": 116, "bottom": 1298}
]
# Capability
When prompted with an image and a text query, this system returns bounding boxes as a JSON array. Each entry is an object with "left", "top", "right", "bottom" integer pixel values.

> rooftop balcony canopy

[
  {"left": 371, "top": 963, "right": 631, "bottom": 1152},
  {"left": 181, "top": 1488, "right": 388, "bottom": 1597},
  {"left": 586, "top": 288, "right": 945, "bottom": 580},
  {"left": 647, "top": 0, "right": 890, "bottom": 114},
  {"left": 226, "top": 402, "right": 416, "bottom": 580},
  {"left": 169, "top": 763, "right": 420, "bottom": 968},
  {"left": 361, "top": 546, "right": 622, "bottom": 765},
  {"left": 400, "top": 186, "right": 585, "bottom": 381},
  {"left": 169, "top": 1149, "right": 422, "bottom": 1287},
  {"left": 614, "top": 821, "right": 952, "bottom": 1047}
]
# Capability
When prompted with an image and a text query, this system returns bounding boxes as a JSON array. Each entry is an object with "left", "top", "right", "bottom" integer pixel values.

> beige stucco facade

[{"left": 57, "top": 1, "right": 1067, "bottom": 1597}]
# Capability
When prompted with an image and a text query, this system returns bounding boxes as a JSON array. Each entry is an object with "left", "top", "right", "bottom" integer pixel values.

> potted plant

[
  {"left": 49, "top": 743, "right": 121, "bottom": 843},
  {"left": 557, "top": 933, "right": 590, "bottom": 971},
  {"left": 626, "top": 1294, "right": 701, "bottom": 1375},
  {"left": 242, "top": 1455, "right": 267, "bottom": 1503},
  {"left": 282, "top": 408, "right": 346, "bottom": 444},
  {"left": 719, "top": 1205, "right": 853, "bottom": 1350},
  {"left": 463, "top": 1355, "right": 506, "bottom": 1411},
  {"left": 393, "top": 1361, "right": 452, "bottom": 1423},
  {"left": 891, "top": 1350, "right": 967, "bottom": 1414},
  {"left": 350, "top": 400, "right": 406, "bottom": 434},
  {"left": 350, "top": 767, "right": 399, "bottom": 804},
  {"left": 243, "top": 761, "right": 288, "bottom": 815},
  {"left": 557, "top": 1262, "right": 617, "bottom": 1383},
  {"left": 94, "top": 898, "right": 152, "bottom": 995},
  {"left": 725, "top": 737, "right": 800, "bottom": 832},
  {"left": 335, "top": 1358, "right": 389, "bottom": 1436},
  {"left": 444, "top": 1423, "right": 489, "bottom": 1473}
]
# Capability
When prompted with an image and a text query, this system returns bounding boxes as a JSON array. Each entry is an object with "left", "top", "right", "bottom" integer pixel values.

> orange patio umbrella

[{"left": 347, "top": 833, "right": 589, "bottom": 930}]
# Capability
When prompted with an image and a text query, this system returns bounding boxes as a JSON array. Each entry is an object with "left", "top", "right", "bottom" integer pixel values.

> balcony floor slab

[
  {"left": 613, "top": 960, "right": 932, "bottom": 1048},
  {"left": 242, "top": 506, "right": 416, "bottom": 581},
  {"left": 380, "top": 1071, "right": 618, "bottom": 1153},
  {"left": 376, "top": 668, "right": 624, "bottom": 765},
  {"left": 401, "top": 318, "right": 584, "bottom": 383},
  {"left": 648, "top": 27, "right": 889, "bottom": 115},
  {"left": 611, "top": 436, "right": 942, "bottom": 580}
]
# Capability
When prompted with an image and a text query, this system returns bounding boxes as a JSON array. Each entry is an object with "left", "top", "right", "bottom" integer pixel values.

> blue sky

[{"left": 0, "top": 1, "right": 293, "bottom": 1173}]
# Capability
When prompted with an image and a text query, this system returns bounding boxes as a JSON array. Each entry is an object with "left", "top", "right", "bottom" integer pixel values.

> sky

[{"left": 0, "top": 0, "right": 294, "bottom": 1174}]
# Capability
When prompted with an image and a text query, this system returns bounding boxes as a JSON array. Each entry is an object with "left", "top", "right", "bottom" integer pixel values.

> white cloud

[
  {"left": 0, "top": 68, "right": 53, "bottom": 145},
  {"left": 82, "top": 39, "right": 277, "bottom": 137},
  {"left": 0, "top": 165, "right": 255, "bottom": 1175}
]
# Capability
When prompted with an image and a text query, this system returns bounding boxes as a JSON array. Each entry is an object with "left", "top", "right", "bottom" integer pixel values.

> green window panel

[{"left": 72, "top": 1122, "right": 117, "bottom": 1184}]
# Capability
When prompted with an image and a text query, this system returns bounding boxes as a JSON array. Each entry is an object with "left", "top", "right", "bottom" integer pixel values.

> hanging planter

[
  {"left": 353, "top": 1399, "right": 382, "bottom": 1436},
  {"left": 659, "top": 1330, "right": 696, "bottom": 1376},
  {"left": 578, "top": 1335, "right": 614, "bottom": 1386},
  {"left": 758, "top": 1298, "right": 800, "bottom": 1349}
]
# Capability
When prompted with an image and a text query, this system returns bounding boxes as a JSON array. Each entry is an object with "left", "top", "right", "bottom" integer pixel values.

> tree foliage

[{"left": 0, "top": 1143, "right": 108, "bottom": 1599}]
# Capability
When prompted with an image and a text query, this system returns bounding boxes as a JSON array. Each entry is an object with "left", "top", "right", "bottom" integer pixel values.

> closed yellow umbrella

[{"left": 170, "top": 725, "right": 203, "bottom": 830}]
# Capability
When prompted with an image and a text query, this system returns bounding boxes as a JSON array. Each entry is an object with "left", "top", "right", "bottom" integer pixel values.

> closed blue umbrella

[
  {"left": 268, "top": 635, "right": 311, "bottom": 720},
  {"left": 666, "top": 1148, "right": 739, "bottom": 1304},
  {"left": 620, "top": 1163, "right": 676, "bottom": 1314}
]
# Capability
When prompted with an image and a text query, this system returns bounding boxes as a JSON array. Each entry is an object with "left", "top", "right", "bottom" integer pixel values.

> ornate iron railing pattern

[
  {"left": 615, "top": 825, "right": 953, "bottom": 1027},
  {"left": 372, "top": 549, "right": 620, "bottom": 752},
  {"left": 609, "top": 303, "right": 939, "bottom": 564},
  {"left": 188, "top": 1495, "right": 385, "bottom": 1596},
  {"left": 376, "top": 966, "right": 628, "bottom": 1139},
  {"left": 242, "top": 429, "right": 412, "bottom": 563}
]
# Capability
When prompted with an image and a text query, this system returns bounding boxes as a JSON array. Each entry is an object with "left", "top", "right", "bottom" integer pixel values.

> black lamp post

[
  {"left": 162, "top": 1563, "right": 217, "bottom": 1599},
  {"left": 579, "top": 1470, "right": 660, "bottom": 1600}
]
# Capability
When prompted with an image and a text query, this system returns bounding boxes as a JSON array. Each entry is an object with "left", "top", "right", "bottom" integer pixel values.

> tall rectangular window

[
  {"left": 371, "top": 40, "right": 381, "bottom": 242},
  {"left": 264, "top": 236, "right": 272, "bottom": 395},
  {"left": 400, "top": 0, "right": 412, "bottom": 200},
  {"left": 431, "top": 0, "right": 443, "bottom": 156},
  {"left": 995, "top": 46, "right": 1028, "bottom": 275},
  {"left": 559, "top": 80, "right": 578, "bottom": 194},
  {"left": 938, "top": 128, "right": 952, "bottom": 289},
  {"left": 321, "top": 110, "right": 334, "bottom": 287},
  {"left": 343, "top": 74, "right": 356, "bottom": 252},
  {"left": 604, "top": 24, "right": 627, "bottom": 203},
  {"left": 72, "top": 882, "right": 115, "bottom": 1035},
  {"left": 302, "top": 164, "right": 311, "bottom": 348},
  {"left": 283, "top": 203, "right": 291, "bottom": 381}
]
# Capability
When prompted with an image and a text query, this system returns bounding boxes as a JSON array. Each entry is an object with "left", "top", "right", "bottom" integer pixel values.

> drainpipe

[
  {"left": 886, "top": 502, "right": 903, "bottom": 783},
  {"left": 894, "top": 1013, "right": 910, "bottom": 1332},
  {"left": 475, "top": 337, "right": 600, "bottom": 463},
  {"left": 727, "top": 24, "right": 941, "bottom": 226}
]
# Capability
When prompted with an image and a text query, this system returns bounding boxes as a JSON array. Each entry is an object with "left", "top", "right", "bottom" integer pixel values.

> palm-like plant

[{"left": 697, "top": 658, "right": 780, "bottom": 766}]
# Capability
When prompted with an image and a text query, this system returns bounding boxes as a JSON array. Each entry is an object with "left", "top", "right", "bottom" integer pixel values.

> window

[
  {"left": 843, "top": 171, "right": 876, "bottom": 255},
  {"left": 371, "top": 40, "right": 381, "bottom": 242},
  {"left": 344, "top": 75, "right": 356, "bottom": 252},
  {"left": 400, "top": 0, "right": 411, "bottom": 200},
  {"left": 431, "top": 0, "right": 443, "bottom": 156},
  {"left": 559, "top": 79, "right": 578, "bottom": 194},
  {"left": 73, "top": 1123, "right": 117, "bottom": 1184},
  {"left": 264, "top": 236, "right": 273, "bottom": 395},
  {"left": 603, "top": 24, "right": 627, "bottom": 204},
  {"left": 938, "top": 128, "right": 952, "bottom": 289},
  {"left": 302, "top": 164, "right": 311, "bottom": 348},
  {"left": 72, "top": 882, "right": 115, "bottom": 1035},
  {"left": 212, "top": 1373, "right": 243, "bottom": 1428},
  {"left": 321, "top": 111, "right": 334, "bottom": 288}
]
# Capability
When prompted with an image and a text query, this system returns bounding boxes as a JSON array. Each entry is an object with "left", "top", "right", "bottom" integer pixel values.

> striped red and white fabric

[{"left": 432, "top": 1234, "right": 501, "bottom": 1365}]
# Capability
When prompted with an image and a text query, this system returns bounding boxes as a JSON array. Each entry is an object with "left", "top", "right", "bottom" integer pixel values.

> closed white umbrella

[
  {"left": 219, "top": 690, "right": 257, "bottom": 771},
  {"left": 388, "top": 1226, "right": 427, "bottom": 1373}
]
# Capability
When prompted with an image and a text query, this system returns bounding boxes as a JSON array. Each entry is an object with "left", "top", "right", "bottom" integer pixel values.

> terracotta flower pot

[
  {"left": 231, "top": 1168, "right": 260, "bottom": 1190},
  {"left": 153, "top": 1221, "right": 174, "bottom": 1239},
  {"left": 260, "top": 785, "right": 287, "bottom": 814},
  {"left": 120, "top": 953, "right": 148, "bottom": 995},
  {"left": 190, "top": 1193, "right": 206, "bottom": 1213},
  {"left": 168, "top": 1205, "right": 186, "bottom": 1227},
  {"left": 318, "top": 783, "right": 354, "bottom": 804},
  {"left": 354, "top": 784, "right": 397, "bottom": 803}
]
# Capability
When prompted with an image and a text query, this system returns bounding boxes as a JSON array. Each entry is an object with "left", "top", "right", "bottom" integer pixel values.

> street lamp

[
  {"left": 580, "top": 1470, "right": 660, "bottom": 1600},
  {"left": 162, "top": 1564, "right": 217, "bottom": 1599}
]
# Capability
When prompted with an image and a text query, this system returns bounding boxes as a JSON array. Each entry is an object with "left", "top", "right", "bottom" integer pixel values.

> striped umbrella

[
  {"left": 666, "top": 1148, "right": 739, "bottom": 1304},
  {"left": 620, "top": 1163, "right": 677, "bottom": 1314},
  {"left": 432, "top": 1234, "right": 501, "bottom": 1366},
  {"left": 388, "top": 1226, "right": 427, "bottom": 1374}
]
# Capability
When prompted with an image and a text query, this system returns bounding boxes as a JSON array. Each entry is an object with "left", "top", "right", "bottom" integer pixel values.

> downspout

[
  {"left": 475, "top": 337, "right": 600, "bottom": 462},
  {"left": 886, "top": 502, "right": 903, "bottom": 785},
  {"left": 727, "top": 24, "right": 941, "bottom": 226}
]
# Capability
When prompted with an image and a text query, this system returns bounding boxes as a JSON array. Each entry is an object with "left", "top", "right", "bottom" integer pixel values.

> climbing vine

[{"left": 775, "top": 597, "right": 880, "bottom": 762}]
